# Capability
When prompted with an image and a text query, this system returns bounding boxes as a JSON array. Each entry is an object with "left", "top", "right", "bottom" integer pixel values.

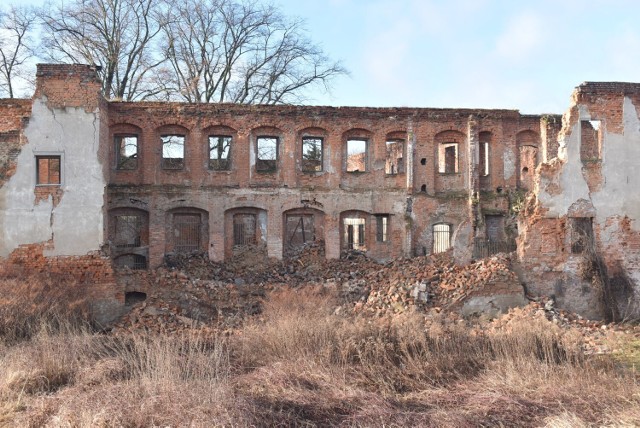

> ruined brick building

[{"left": 0, "top": 64, "right": 638, "bottom": 322}]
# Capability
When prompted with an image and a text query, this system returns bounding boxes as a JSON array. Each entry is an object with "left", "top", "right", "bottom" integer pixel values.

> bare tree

[
  {"left": 160, "top": 0, "right": 346, "bottom": 104},
  {"left": 39, "top": 0, "right": 164, "bottom": 100},
  {"left": 0, "top": 5, "right": 38, "bottom": 98}
]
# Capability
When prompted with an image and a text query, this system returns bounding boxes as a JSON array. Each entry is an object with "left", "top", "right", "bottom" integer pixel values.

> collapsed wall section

[{"left": 518, "top": 82, "right": 640, "bottom": 320}]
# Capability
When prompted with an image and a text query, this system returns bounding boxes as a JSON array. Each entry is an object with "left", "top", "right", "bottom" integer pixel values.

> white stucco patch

[
  {"left": 0, "top": 98, "right": 106, "bottom": 257},
  {"left": 503, "top": 147, "right": 515, "bottom": 180}
]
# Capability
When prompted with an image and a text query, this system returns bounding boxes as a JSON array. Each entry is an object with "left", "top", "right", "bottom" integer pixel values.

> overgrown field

[{"left": 1, "top": 275, "right": 639, "bottom": 427}]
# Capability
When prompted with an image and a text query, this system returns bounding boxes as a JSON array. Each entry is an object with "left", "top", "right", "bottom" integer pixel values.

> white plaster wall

[{"left": 0, "top": 98, "right": 106, "bottom": 257}]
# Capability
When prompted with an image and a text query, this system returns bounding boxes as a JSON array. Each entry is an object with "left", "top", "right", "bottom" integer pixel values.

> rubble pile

[{"left": 113, "top": 247, "right": 529, "bottom": 332}]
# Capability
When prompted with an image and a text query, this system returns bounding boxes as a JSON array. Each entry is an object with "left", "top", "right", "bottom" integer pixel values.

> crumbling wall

[{"left": 519, "top": 83, "right": 640, "bottom": 320}]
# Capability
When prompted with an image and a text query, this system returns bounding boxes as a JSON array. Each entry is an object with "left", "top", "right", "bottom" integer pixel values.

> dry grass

[{"left": 0, "top": 284, "right": 639, "bottom": 426}]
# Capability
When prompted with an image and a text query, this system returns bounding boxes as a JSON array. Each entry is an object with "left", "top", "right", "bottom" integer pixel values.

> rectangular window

[
  {"left": 479, "top": 142, "right": 489, "bottom": 176},
  {"left": 233, "top": 214, "right": 257, "bottom": 246},
  {"left": 173, "top": 213, "right": 201, "bottom": 253},
  {"left": 344, "top": 217, "right": 366, "bottom": 250},
  {"left": 36, "top": 155, "right": 61, "bottom": 185},
  {"left": 302, "top": 137, "right": 323, "bottom": 172},
  {"left": 385, "top": 141, "right": 404, "bottom": 174},
  {"left": 570, "top": 217, "right": 593, "bottom": 254},
  {"left": 347, "top": 139, "right": 367, "bottom": 172},
  {"left": 114, "top": 215, "right": 142, "bottom": 248},
  {"left": 433, "top": 223, "right": 452, "bottom": 253},
  {"left": 161, "top": 135, "right": 185, "bottom": 169},
  {"left": 376, "top": 215, "right": 389, "bottom": 242},
  {"left": 115, "top": 135, "right": 138, "bottom": 170},
  {"left": 256, "top": 136, "right": 278, "bottom": 172},
  {"left": 209, "top": 135, "right": 232, "bottom": 170},
  {"left": 438, "top": 143, "right": 458, "bottom": 174},
  {"left": 580, "top": 120, "right": 602, "bottom": 162}
]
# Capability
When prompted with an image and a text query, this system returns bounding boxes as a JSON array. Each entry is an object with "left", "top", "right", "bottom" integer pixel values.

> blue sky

[
  {"left": 15, "top": 0, "right": 640, "bottom": 113},
  {"left": 274, "top": 0, "right": 640, "bottom": 113}
]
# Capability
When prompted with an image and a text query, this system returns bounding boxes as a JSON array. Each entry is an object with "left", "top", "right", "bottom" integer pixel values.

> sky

[
  {"left": 12, "top": 0, "right": 640, "bottom": 114},
  {"left": 272, "top": 0, "right": 640, "bottom": 113}
]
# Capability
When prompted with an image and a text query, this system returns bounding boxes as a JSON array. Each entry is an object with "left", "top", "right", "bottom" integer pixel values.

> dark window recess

[
  {"left": 286, "top": 215, "right": 315, "bottom": 248},
  {"left": 115, "top": 135, "right": 138, "bottom": 170},
  {"left": 115, "top": 254, "right": 147, "bottom": 270},
  {"left": 125, "top": 291, "right": 147, "bottom": 305},
  {"left": 570, "top": 217, "right": 594, "bottom": 254},
  {"left": 385, "top": 140, "right": 404, "bottom": 174},
  {"left": 344, "top": 218, "right": 365, "bottom": 250},
  {"left": 346, "top": 139, "right": 367, "bottom": 172},
  {"left": 233, "top": 214, "right": 257, "bottom": 246},
  {"left": 302, "top": 137, "right": 323, "bottom": 172},
  {"left": 36, "top": 156, "right": 61, "bottom": 185},
  {"left": 173, "top": 213, "right": 201, "bottom": 253},
  {"left": 433, "top": 223, "right": 452, "bottom": 253},
  {"left": 256, "top": 136, "right": 278, "bottom": 172},
  {"left": 376, "top": 215, "right": 389, "bottom": 242},
  {"left": 420, "top": 158, "right": 427, "bottom": 165},
  {"left": 161, "top": 135, "right": 185, "bottom": 169},
  {"left": 420, "top": 184, "right": 427, "bottom": 192},
  {"left": 209, "top": 135, "right": 232, "bottom": 170},
  {"left": 114, "top": 215, "right": 142, "bottom": 248}
]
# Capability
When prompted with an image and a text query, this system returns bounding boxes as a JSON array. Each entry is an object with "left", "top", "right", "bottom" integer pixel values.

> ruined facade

[{"left": 2, "top": 63, "right": 638, "bottom": 322}]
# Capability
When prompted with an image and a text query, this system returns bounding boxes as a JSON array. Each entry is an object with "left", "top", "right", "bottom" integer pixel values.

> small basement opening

[{"left": 125, "top": 291, "right": 147, "bottom": 306}]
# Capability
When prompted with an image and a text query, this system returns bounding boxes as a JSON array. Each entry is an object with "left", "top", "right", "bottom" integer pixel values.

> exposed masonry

[{"left": 1, "top": 64, "right": 640, "bottom": 322}]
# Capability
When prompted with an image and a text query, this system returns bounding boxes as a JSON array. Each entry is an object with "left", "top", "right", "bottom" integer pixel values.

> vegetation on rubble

[{"left": 1, "top": 269, "right": 639, "bottom": 426}]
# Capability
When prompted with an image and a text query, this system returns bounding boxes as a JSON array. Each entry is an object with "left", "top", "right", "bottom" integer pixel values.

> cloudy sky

[{"left": 275, "top": 0, "right": 640, "bottom": 113}]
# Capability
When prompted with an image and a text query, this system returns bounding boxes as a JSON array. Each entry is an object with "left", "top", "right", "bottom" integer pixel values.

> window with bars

[
  {"left": 433, "top": 223, "right": 452, "bottom": 253},
  {"left": 233, "top": 214, "right": 257, "bottom": 246},
  {"left": 173, "top": 213, "right": 201, "bottom": 253}
]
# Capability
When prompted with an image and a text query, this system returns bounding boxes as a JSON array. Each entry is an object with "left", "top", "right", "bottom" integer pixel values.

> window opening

[
  {"left": 479, "top": 141, "right": 489, "bottom": 176},
  {"left": 256, "top": 136, "right": 278, "bottom": 172},
  {"left": 344, "top": 217, "right": 366, "bottom": 250},
  {"left": 36, "top": 156, "right": 61, "bottom": 185},
  {"left": 125, "top": 291, "right": 147, "bottom": 305},
  {"left": 346, "top": 139, "right": 367, "bottom": 172},
  {"left": 114, "top": 215, "right": 142, "bottom": 248},
  {"left": 173, "top": 213, "right": 201, "bottom": 253},
  {"left": 115, "top": 254, "right": 147, "bottom": 270},
  {"left": 209, "top": 135, "right": 231, "bottom": 170},
  {"left": 420, "top": 184, "right": 427, "bottom": 192},
  {"left": 433, "top": 223, "right": 452, "bottom": 253},
  {"left": 115, "top": 135, "right": 138, "bottom": 170},
  {"left": 385, "top": 140, "right": 404, "bottom": 174},
  {"left": 302, "top": 137, "right": 323, "bottom": 172},
  {"left": 286, "top": 214, "right": 315, "bottom": 248},
  {"left": 233, "top": 214, "right": 257, "bottom": 246},
  {"left": 161, "top": 135, "right": 185, "bottom": 169},
  {"left": 580, "top": 120, "right": 602, "bottom": 162},
  {"left": 420, "top": 158, "right": 427, "bottom": 165},
  {"left": 376, "top": 215, "right": 389, "bottom": 242},
  {"left": 438, "top": 143, "right": 458, "bottom": 173},
  {"left": 570, "top": 217, "right": 593, "bottom": 254}
]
